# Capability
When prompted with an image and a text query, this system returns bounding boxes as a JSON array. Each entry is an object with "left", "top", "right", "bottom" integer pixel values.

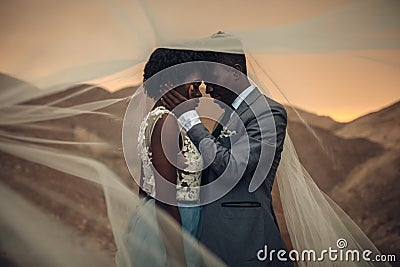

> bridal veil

[{"left": 0, "top": 0, "right": 397, "bottom": 266}]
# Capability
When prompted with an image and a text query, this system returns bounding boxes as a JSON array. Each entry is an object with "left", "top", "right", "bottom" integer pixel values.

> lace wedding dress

[
  {"left": 138, "top": 106, "right": 202, "bottom": 203},
  {"left": 118, "top": 106, "right": 203, "bottom": 267}
]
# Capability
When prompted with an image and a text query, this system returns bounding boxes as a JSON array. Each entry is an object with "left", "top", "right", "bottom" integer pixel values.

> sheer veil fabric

[{"left": 0, "top": 0, "right": 397, "bottom": 266}]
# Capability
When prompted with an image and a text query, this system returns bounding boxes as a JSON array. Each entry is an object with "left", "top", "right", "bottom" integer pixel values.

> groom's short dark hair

[{"left": 196, "top": 51, "right": 247, "bottom": 75}]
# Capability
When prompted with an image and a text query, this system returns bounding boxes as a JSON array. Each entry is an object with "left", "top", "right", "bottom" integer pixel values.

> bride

[{"left": 119, "top": 48, "right": 205, "bottom": 267}]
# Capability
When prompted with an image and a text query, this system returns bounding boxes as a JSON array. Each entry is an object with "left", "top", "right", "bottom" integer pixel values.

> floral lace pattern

[
  {"left": 219, "top": 126, "right": 237, "bottom": 138},
  {"left": 137, "top": 106, "right": 202, "bottom": 202}
]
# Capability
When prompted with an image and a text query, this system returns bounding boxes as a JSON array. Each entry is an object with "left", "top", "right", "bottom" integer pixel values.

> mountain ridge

[{"left": 0, "top": 73, "right": 398, "bottom": 262}]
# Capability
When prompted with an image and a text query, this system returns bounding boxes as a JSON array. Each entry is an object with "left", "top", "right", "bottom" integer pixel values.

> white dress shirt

[{"left": 178, "top": 85, "right": 255, "bottom": 131}]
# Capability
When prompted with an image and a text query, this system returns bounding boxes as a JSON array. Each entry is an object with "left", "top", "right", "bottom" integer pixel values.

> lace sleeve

[{"left": 138, "top": 106, "right": 202, "bottom": 202}]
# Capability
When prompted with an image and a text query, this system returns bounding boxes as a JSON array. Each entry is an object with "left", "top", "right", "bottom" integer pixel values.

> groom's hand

[
  {"left": 161, "top": 90, "right": 197, "bottom": 117},
  {"left": 161, "top": 89, "right": 202, "bottom": 131}
]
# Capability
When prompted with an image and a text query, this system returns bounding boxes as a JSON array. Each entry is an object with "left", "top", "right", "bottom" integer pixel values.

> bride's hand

[{"left": 161, "top": 86, "right": 198, "bottom": 116}]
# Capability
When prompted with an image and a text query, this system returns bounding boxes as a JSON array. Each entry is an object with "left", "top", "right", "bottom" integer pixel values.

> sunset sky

[{"left": 1, "top": 0, "right": 399, "bottom": 122}]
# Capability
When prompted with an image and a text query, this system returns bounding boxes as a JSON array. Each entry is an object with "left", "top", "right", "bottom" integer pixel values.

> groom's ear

[
  {"left": 233, "top": 64, "right": 242, "bottom": 80},
  {"left": 233, "top": 63, "right": 242, "bottom": 72}
]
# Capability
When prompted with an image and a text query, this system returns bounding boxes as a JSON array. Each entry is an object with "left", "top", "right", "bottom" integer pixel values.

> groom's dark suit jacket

[{"left": 187, "top": 88, "right": 294, "bottom": 267}]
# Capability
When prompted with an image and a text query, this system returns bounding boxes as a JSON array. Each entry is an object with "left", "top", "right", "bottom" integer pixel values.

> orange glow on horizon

[{"left": 321, "top": 112, "right": 361, "bottom": 123}]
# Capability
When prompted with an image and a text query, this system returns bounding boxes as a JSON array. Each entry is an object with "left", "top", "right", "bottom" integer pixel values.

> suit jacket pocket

[
  {"left": 221, "top": 201, "right": 262, "bottom": 219},
  {"left": 221, "top": 201, "right": 261, "bottom": 208}
]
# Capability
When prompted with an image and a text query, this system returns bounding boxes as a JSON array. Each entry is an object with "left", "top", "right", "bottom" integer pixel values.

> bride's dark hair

[{"left": 143, "top": 48, "right": 199, "bottom": 99}]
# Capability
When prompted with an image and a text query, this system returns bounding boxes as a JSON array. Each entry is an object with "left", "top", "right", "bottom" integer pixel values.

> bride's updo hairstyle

[{"left": 142, "top": 48, "right": 201, "bottom": 99}]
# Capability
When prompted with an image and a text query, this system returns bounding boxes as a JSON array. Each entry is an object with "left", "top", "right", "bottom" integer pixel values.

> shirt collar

[{"left": 231, "top": 85, "right": 255, "bottom": 110}]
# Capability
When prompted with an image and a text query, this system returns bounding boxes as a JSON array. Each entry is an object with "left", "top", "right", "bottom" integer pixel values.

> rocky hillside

[
  {"left": 0, "top": 74, "right": 398, "bottom": 265},
  {"left": 282, "top": 102, "right": 400, "bottom": 263}
]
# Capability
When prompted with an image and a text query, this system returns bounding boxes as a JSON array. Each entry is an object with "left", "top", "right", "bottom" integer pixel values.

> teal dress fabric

[
  {"left": 117, "top": 198, "right": 202, "bottom": 267},
  {"left": 178, "top": 202, "right": 201, "bottom": 239}
]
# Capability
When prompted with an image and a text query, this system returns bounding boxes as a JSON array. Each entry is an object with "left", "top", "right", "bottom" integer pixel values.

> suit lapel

[
  {"left": 211, "top": 88, "right": 263, "bottom": 137},
  {"left": 226, "top": 88, "right": 263, "bottom": 127},
  {"left": 212, "top": 109, "right": 232, "bottom": 137}
]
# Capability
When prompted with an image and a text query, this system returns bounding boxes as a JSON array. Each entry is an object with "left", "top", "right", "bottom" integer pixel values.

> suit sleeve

[{"left": 187, "top": 101, "right": 287, "bottom": 182}]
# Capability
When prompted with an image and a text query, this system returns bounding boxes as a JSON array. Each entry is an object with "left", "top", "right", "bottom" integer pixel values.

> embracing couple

[{"left": 120, "top": 45, "right": 294, "bottom": 267}]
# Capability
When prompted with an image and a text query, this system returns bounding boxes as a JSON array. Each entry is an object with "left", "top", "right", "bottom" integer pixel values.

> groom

[{"left": 162, "top": 49, "right": 294, "bottom": 266}]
